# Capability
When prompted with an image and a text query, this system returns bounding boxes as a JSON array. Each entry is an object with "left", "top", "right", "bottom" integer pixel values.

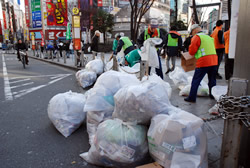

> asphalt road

[{"left": 0, "top": 52, "right": 100, "bottom": 168}]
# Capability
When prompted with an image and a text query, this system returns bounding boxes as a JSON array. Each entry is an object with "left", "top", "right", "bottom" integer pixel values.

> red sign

[
  {"left": 25, "top": 0, "right": 30, "bottom": 26},
  {"left": 45, "top": 30, "right": 66, "bottom": 40},
  {"left": 2, "top": 11, "right": 7, "bottom": 29},
  {"left": 73, "top": 39, "right": 81, "bottom": 50},
  {"left": 97, "top": 0, "right": 103, "bottom": 7},
  {"left": 41, "top": 31, "right": 45, "bottom": 46},
  {"left": 46, "top": 0, "right": 68, "bottom": 26}
]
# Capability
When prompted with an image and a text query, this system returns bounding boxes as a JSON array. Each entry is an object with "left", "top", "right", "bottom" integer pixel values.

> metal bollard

[
  {"left": 113, "top": 55, "right": 118, "bottom": 71},
  {"left": 101, "top": 52, "right": 105, "bottom": 63},
  {"left": 74, "top": 50, "right": 78, "bottom": 66},
  {"left": 51, "top": 50, "right": 54, "bottom": 61},
  {"left": 140, "top": 60, "right": 148, "bottom": 81},
  {"left": 63, "top": 51, "right": 66, "bottom": 64},
  {"left": 57, "top": 51, "right": 60, "bottom": 62}
]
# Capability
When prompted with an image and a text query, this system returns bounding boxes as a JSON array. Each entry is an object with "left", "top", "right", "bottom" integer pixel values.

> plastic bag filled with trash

[
  {"left": 86, "top": 59, "right": 104, "bottom": 75},
  {"left": 169, "top": 67, "right": 189, "bottom": 89},
  {"left": 113, "top": 79, "right": 172, "bottom": 125},
  {"left": 48, "top": 91, "right": 86, "bottom": 137},
  {"left": 142, "top": 73, "right": 172, "bottom": 98},
  {"left": 76, "top": 69, "right": 97, "bottom": 88},
  {"left": 80, "top": 119, "right": 148, "bottom": 167},
  {"left": 85, "top": 71, "right": 140, "bottom": 144},
  {"left": 179, "top": 77, "right": 209, "bottom": 97},
  {"left": 148, "top": 112, "right": 208, "bottom": 168}
]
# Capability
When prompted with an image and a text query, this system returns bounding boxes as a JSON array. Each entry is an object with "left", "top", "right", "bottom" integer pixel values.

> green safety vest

[
  {"left": 167, "top": 34, "right": 178, "bottom": 46},
  {"left": 121, "top": 37, "right": 133, "bottom": 50},
  {"left": 195, "top": 33, "right": 217, "bottom": 59},
  {"left": 144, "top": 28, "right": 160, "bottom": 40}
]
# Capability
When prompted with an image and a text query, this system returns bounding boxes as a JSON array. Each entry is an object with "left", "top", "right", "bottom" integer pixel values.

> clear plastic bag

[
  {"left": 211, "top": 85, "right": 228, "bottom": 101},
  {"left": 48, "top": 91, "right": 86, "bottom": 137},
  {"left": 80, "top": 119, "right": 148, "bottom": 167},
  {"left": 77, "top": 69, "right": 97, "bottom": 88},
  {"left": 86, "top": 59, "right": 104, "bottom": 75},
  {"left": 169, "top": 67, "right": 189, "bottom": 89},
  {"left": 85, "top": 71, "right": 140, "bottom": 144},
  {"left": 113, "top": 80, "right": 172, "bottom": 125},
  {"left": 148, "top": 112, "right": 208, "bottom": 168},
  {"left": 179, "top": 82, "right": 209, "bottom": 97}
]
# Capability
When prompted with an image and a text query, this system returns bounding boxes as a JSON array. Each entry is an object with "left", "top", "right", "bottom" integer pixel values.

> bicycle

[{"left": 19, "top": 50, "right": 27, "bottom": 69}]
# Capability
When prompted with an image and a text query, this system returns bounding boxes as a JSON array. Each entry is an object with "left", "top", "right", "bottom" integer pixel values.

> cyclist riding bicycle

[{"left": 16, "top": 39, "right": 29, "bottom": 65}]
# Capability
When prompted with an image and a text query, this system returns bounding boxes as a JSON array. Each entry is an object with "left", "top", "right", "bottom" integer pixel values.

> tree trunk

[{"left": 192, "top": 0, "right": 199, "bottom": 24}]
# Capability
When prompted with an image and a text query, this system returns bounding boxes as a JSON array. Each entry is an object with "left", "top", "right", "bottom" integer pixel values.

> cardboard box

[
  {"left": 136, "top": 162, "right": 163, "bottom": 168},
  {"left": 181, "top": 52, "right": 196, "bottom": 72}
]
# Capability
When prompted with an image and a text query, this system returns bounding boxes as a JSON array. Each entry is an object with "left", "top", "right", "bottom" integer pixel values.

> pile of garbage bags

[
  {"left": 80, "top": 119, "right": 148, "bottom": 167},
  {"left": 76, "top": 59, "right": 104, "bottom": 88},
  {"left": 148, "top": 111, "right": 208, "bottom": 168},
  {"left": 48, "top": 91, "right": 86, "bottom": 137},
  {"left": 169, "top": 67, "right": 209, "bottom": 97}
]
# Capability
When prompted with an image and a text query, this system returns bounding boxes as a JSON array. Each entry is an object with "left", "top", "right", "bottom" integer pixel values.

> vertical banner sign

[
  {"left": 1, "top": 0, "right": 7, "bottom": 29},
  {"left": 31, "top": 0, "right": 42, "bottom": 28},
  {"left": 46, "top": 0, "right": 68, "bottom": 26},
  {"left": 24, "top": 0, "right": 30, "bottom": 27},
  {"left": 41, "top": 31, "right": 45, "bottom": 46},
  {"left": 72, "top": 15, "right": 81, "bottom": 50},
  {"left": 66, "top": 22, "right": 71, "bottom": 40},
  {"left": 31, "top": 32, "right": 35, "bottom": 50}
]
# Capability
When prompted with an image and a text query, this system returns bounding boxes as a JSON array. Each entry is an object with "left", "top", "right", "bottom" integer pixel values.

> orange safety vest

[
  {"left": 224, "top": 29, "right": 230, "bottom": 54},
  {"left": 211, "top": 26, "right": 225, "bottom": 49}
]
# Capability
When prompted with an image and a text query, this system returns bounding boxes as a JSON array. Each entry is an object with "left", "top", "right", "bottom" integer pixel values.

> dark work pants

[
  {"left": 216, "top": 48, "right": 224, "bottom": 74},
  {"left": 148, "top": 55, "right": 164, "bottom": 79},
  {"left": 187, "top": 66, "right": 217, "bottom": 101},
  {"left": 224, "top": 54, "right": 234, "bottom": 80}
]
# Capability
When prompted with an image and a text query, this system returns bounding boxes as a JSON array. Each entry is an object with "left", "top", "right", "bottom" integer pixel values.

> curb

[{"left": 29, "top": 55, "right": 81, "bottom": 71}]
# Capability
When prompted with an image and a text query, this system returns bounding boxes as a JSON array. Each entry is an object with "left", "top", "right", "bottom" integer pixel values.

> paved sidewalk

[{"left": 28, "top": 50, "right": 225, "bottom": 167}]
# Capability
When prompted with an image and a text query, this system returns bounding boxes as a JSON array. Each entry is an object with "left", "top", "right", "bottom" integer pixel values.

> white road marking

[
  {"left": 9, "top": 74, "right": 72, "bottom": 80},
  {"left": 13, "top": 74, "right": 71, "bottom": 99},
  {"left": 10, "top": 82, "right": 34, "bottom": 89},
  {"left": 2, "top": 55, "right": 13, "bottom": 101},
  {"left": 9, "top": 78, "right": 31, "bottom": 84}
]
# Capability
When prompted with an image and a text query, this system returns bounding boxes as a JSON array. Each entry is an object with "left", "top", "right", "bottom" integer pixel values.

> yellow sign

[
  {"left": 73, "top": 16, "right": 80, "bottom": 28},
  {"left": 72, "top": 8, "right": 79, "bottom": 15}
]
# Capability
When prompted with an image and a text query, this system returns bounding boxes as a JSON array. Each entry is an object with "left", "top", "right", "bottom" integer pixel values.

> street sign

[{"left": 72, "top": 7, "right": 79, "bottom": 15}]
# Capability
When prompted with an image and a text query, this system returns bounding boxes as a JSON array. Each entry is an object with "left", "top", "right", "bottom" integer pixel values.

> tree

[
  {"left": 171, "top": 20, "right": 188, "bottom": 31},
  {"left": 129, "top": 0, "right": 155, "bottom": 42},
  {"left": 192, "top": 0, "right": 199, "bottom": 24},
  {"left": 92, "top": 9, "right": 114, "bottom": 43}
]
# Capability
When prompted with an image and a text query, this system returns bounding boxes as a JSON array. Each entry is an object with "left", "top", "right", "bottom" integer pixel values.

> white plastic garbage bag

[
  {"left": 169, "top": 67, "right": 189, "bottom": 89},
  {"left": 113, "top": 80, "right": 172, "bottom": 125},
  {"left": 80, "top": 119, "right": 148, "bottom": 167},
  {"left": 85, "top": 71, "right": 140, "bottom": 144},
  {"left": 104, "top": 59, "right": 113, "bottom": 71},
  {"left": 148, "top": 112, "right": 208, "bottom": 168},
  {"left": 212, "top": 85, "right": 228, "bottom": 101},
  {"left": 139, "top": 38, "right": 162, "bottom": 68},
  {"left": 179, "top": 80, "right": 209, "bottom": 97},
  {"left": 77, "top": 70, "right": 97, "bottom": 88},
  {"left": 119, "top": 63, "right": 140, "bottom": 74},
  {"left": 86, "top": 59, "right": 104, "bottom": 75},
  {"left": 142, "top": 73, "right": 172, "bottom": 98},
  {"left": 48, "top": 91, "right": 86, "bottom": 137}
]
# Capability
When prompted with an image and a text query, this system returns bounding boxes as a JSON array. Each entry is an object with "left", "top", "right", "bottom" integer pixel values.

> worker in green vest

[
  {"left": 116, "top": 33, "right": 134, "bottom": 55},
  {"left": 184, "top": 24, "right": 218, "bottom": 103},
  {"left": 165, "top": 26, "right": 183, "bottom": 74},
  {"left": 124, "top": 49, "right": 141, "bottom": 67},
  {"left": 137, "top": 19, "right": 165, "bottom": 79}
]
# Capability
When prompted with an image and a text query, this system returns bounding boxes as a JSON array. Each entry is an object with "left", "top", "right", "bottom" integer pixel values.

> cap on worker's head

[
  {"left": 120, "top": 32, "right": 125, "bottom": 37},
  {"left": 190, "top": 24, "right": 201, "bottom": 34},
  {"left": 150, "top": 19, "right": 159, "bottom": 28},
  {"left": 95, "top": 30, "right": 101, "bottom": 35}
]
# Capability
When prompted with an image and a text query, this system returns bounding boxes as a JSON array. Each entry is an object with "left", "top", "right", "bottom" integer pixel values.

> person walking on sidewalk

[
  {"left": 165, "top": 26, "right": 183, "bottom": 74},
  {"left": 58, "top": 40, "right": 64, "bottom": 57},
  {"left": 184, "top": 24, "right": 218, "bottom": 103},
  {"left": 90, "top": 30, "right": 100, "bottom": 59},
  {"left": 137, "top": 18, "right": 165, "bottom": 79},
  {"left": 116, "top": 33, "right": 134, "bottom": 56},
  {"left": 211, "top": 20, "right": 225, "bottom": 79},
  {"left": 224, "top": 28, "right": 234, "bottom": 80}
]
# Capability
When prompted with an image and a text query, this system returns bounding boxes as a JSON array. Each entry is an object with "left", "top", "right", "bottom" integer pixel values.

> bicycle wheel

[{"left": 22, "top": 55, "right": 25, "bottom": 69}]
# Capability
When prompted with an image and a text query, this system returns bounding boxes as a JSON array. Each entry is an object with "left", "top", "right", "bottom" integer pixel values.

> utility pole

[{"left": 220, "top": 0, "right": 250, "bottom": 167}]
